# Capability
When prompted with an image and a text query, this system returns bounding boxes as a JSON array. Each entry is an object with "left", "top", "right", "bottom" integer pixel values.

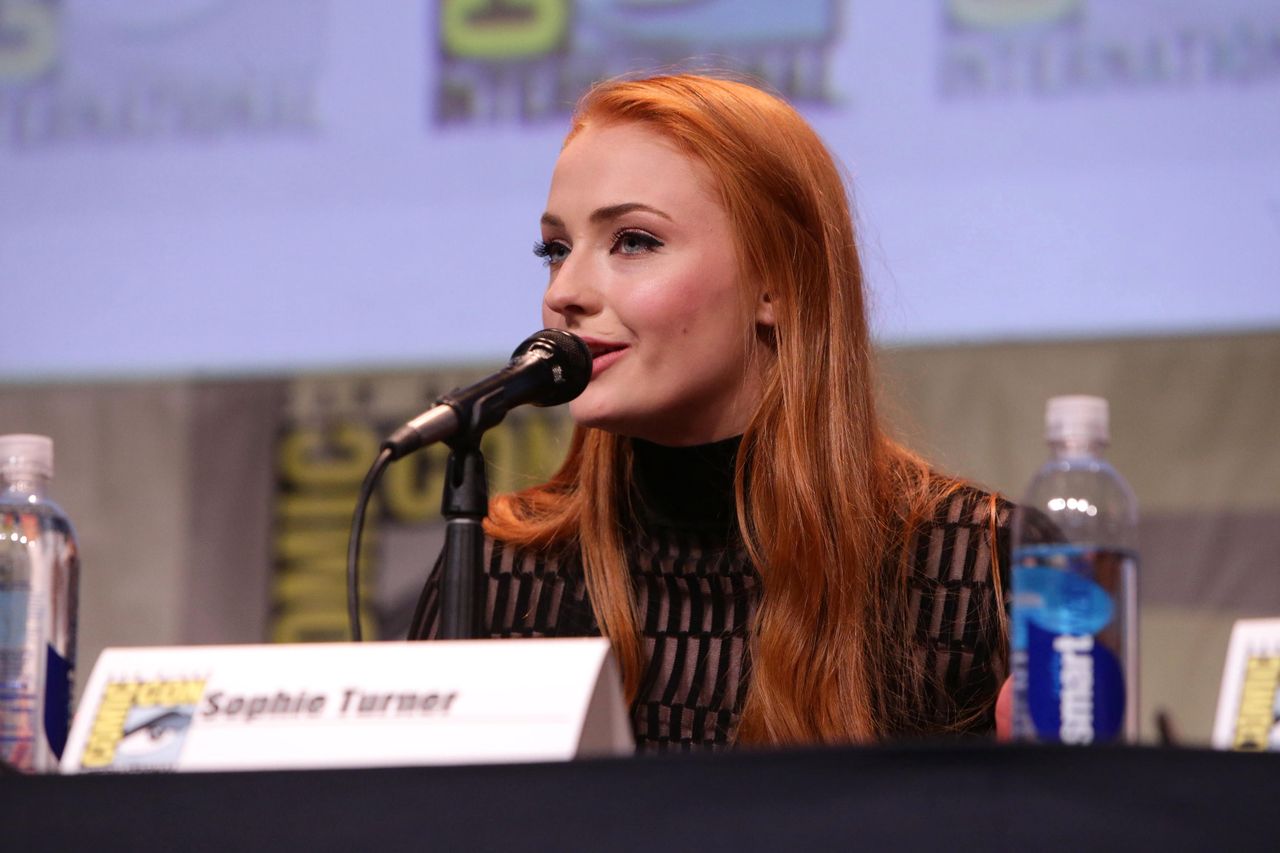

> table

[{"left": 1, "top": 743, "right": 1274, "bottom": 851}]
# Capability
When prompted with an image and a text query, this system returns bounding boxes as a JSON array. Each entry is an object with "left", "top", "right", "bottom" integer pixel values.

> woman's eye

[
  {"left": 612, "top": 230, "right": 663, "bottom": 256},
  {"left": 533, "top": 240, "right": 569, "bottom": 267}
]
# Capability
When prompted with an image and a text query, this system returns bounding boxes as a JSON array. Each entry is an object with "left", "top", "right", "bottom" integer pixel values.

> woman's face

[{"left": 539, "top": 121, "right": 770, "bottom": 446}]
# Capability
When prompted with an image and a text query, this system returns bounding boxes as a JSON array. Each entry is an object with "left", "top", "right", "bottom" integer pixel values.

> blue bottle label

[
  {"left": 1013, "top": 545, "right": 1131, "bottom": 743},
  {"left": 44, "top": 644, "right": 71, "bottom": 758}
]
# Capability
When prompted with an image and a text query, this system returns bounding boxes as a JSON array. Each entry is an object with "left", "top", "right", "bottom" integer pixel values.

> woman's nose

[{"left": 542, "top": 258, "right": 601, "bottom": 319}]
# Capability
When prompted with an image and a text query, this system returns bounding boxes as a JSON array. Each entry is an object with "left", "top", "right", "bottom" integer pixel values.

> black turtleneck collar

[{"left": 629, "top": 435, "right": 742, "bottom": 535}]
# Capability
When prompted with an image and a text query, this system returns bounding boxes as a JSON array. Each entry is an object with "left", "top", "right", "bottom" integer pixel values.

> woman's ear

[{"left": 756, "top": 290, "right": 776, "bottom": 327}]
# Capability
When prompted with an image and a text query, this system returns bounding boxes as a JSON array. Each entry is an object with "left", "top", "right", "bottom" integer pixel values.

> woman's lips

[
  {"left": 583, "top": 341, "right": 628, "bottom": 378},
  {"left": 590, "top": 347, "right": 628, "bottom": 378}
]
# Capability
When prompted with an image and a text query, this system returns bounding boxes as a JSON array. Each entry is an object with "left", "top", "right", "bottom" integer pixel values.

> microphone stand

[
  {"left": 353, "top": 330, "right": 589, "bottom": 644},
  {"left": 435, "top": 437, "right": 489, "bottom": 640},
  {"left": 407, "top": 435, "right": 487, "bottom": 641}
]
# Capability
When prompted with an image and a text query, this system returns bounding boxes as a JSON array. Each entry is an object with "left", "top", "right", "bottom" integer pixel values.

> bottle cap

[
  {"left": 0, "top": 434, "right": 54, "bottom": 481},
  {"left": 1045, "top": 396, "right": 1109, "bottom": 445}
]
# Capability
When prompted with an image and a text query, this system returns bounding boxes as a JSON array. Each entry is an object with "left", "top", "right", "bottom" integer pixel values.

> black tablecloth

[{"left": 1, "top": 744, "right": 1274, "bottom": 851}]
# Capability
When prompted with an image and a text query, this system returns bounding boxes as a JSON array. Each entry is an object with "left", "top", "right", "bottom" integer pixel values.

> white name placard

[
  {"left": 60, "top": 638, "right": 632, "bottom": 773},
  {"left": 1212, "top": 617, "right": 1280, "bottom": 751}
]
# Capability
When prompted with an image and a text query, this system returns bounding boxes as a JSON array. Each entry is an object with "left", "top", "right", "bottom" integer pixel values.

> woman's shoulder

[
  {"left": 481, "top": 530, "right": 581, "bottom": 576},
  {"left": 917, "top": 478, "right": 1070, "bottom": 536},
  {"left": 907, "top": 479, "right": 1063, "bottom": 588},
  {"left": 929, "top": 482, "right": 1015, "bottom": 530},
  {"left": 415, "top": 531, "right": 590, "bottom": 640},
  {"left": 907, "top": 481, "right": 1014, "bottom": 589}
]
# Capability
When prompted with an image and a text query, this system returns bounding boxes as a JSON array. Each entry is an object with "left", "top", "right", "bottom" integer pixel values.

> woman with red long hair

[{"left": 419, "top": 74, "right": 1015, "bottom": 748}]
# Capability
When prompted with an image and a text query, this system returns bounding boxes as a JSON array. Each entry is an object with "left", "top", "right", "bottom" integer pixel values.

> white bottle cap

[
  {"left": 1045, "top": 396, "right": 1109, "bottom": 445},
  {"left": 0, "top": 434, "right": 54, "bottom": 480}
]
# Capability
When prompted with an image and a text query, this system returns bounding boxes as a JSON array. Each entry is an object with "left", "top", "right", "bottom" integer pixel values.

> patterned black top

[{"left": 417, "top": 436, "right": 1017, "bottom": 752}]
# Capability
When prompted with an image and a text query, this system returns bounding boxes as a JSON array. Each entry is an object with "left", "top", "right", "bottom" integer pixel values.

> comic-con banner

[
  {"left": 0, "top": 0, "right": 325, "bottom": 149},
  {"left": 269, "top": 368, "right": 575, "bottom": 644},
  {"left": 432, "top": 0, "right": 841, "bottom": 125},
  {"left": 938, "top": 0, "right": 1280, "bottom": 99}
]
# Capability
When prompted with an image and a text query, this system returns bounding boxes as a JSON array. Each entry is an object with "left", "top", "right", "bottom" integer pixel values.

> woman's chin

[
  {"left": 569, "top": 395, "right": 636, "bottom": 435},
  {"left": 568, "top": 396, "right": 610, "bottom": 429}
]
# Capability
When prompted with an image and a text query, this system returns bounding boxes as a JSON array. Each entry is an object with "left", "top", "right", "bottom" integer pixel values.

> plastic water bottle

[
  {"left": 1011, "top": 396, "right": 1138, "bottom": 744},
  {"left": 0, "top": 435, "right": 79, "bottom": 772}
]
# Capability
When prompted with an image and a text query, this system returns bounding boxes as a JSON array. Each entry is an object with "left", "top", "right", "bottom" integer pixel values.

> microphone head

[{"left": 510, "top": 329, "right": 593, "bottom": 406}]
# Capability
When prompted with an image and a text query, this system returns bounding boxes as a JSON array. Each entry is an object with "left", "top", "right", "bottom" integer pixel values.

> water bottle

[
  {"left": 0, "top": 435, "right": 79, "bottom": 772},
  {"left": 1011, "top": 396, "right": 1138, "bottom": 744}
]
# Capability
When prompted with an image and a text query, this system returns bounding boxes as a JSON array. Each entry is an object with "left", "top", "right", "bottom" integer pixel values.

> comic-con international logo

[
  {"left": 0, "top": 0, "right": 325, "bottom": 148},
  {"left": 80, "top": 678, "right": 207, "bottom": 771},
  {"left": 938, "top": 0, "right": 1280, "bottom": 99},
  {"left": 1233, "top": 655, "right": 1280, "bottom": 751},
  {"left": 432, "top": 0, "right": 841, "bottom": 126}
]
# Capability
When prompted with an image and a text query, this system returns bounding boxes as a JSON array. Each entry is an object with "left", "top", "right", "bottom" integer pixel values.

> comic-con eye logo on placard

[
  {"left": 432, "top": 0, "right": 842, "bottom": 126},
  {"left": 0, "top": 0, "right": 324, "bottom": 149},
  {"left": 80, "top": 678, "right": 207, "bottom": 772},
  {"left": 938, "top": 0, "right": 1280, "bottom": 99}
]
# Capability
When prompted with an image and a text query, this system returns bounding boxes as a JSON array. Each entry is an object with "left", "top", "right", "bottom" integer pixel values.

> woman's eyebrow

[
  {"left": 539, "top": 203, "right": 672, "bottom": 229},
  {"left": 589, "top": 202, "right": 672, "bottom": 223}
]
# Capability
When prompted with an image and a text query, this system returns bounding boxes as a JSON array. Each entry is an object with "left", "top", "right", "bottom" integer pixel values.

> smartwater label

[{"left": 1012, "top": 545, "right": 1131, "bottom": 744}]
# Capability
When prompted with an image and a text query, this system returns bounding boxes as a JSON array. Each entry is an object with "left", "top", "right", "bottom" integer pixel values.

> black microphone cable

[{"left": 347, "top": 446, "right": 392, "bottom": 642}]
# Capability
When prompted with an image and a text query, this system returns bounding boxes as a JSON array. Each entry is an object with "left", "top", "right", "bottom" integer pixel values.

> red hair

[{"left": 487, "top": 75, "right": 1001, "bottom": 743}]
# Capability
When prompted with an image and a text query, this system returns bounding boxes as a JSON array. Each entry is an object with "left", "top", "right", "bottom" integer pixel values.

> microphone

[{"left": 383, "top": 329, "right": 592, "bottom": 459}]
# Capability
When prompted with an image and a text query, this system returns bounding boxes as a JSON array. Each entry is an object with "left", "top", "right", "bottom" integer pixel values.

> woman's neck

[{"left": 628, "top": 435, "right": 742, "bottom": 533}]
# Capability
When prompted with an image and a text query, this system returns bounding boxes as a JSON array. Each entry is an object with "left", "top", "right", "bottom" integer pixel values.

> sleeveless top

[{"left": 416, "top": 437, "right": 1022, "bottom": 752}]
